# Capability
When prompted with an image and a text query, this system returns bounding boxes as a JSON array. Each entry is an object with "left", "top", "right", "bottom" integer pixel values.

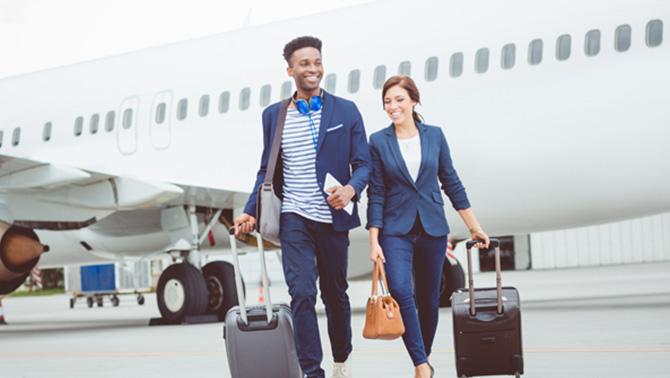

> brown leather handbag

[{"left": 362, "top": 259, "right": 405, "bottom": 340}]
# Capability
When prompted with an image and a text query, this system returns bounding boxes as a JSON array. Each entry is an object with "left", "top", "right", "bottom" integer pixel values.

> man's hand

[
  {"left": 234, "top": 213, "right": 256, "bottom": 236},
  {"left": 326, "top": 184, "right": 356, "bottom": 210}
]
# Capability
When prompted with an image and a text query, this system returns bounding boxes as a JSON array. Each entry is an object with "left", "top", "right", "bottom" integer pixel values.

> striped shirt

[{"left": 281, "top": 108, "right": 333, "bottom": 223}]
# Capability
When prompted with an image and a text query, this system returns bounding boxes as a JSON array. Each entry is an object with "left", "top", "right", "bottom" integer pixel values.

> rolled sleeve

[
  {"left": 346, "top": 103, "right": 371, "bottom": 201},
  {"left": 366, "top": 137, "right": 385, "bottom": 229},
  {"left": 438, "top": 129, "right": 471, "bottom": 210}
]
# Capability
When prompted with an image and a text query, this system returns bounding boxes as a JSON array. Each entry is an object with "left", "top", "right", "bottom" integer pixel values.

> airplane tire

[
  {"left": 439, "top": 259, "right": 465, "bottom": 307},
  {"left": 157, "top": 263, "right": 208, "bottom": 322},
  {"left": 202, "top": 261, "right": 245, "bottom": 321}
]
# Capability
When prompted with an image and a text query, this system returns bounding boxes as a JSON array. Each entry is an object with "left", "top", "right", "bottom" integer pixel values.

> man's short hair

[{"left": 283, "top": 36, "right": 322, "bottom": 65}]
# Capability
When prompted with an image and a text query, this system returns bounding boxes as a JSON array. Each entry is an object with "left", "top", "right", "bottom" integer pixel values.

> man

[{"left": 234, "top": 36, "right": 370, "bottom": 378}]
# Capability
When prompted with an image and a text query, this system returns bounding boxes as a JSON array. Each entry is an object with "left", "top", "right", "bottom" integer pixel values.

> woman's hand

[
  {"left": 370, "top": 242, "right": 386, "bottom": 263},
  {"left": 471, "top": 228, "right": 490, "bottom": 249}
]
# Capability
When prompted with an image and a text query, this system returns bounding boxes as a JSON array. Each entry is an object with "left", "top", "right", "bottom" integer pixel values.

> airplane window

[
  {"left": 528, "top": 39, "right": 543, "bottom": 65},
  {"left": 74, "top": 116, "right": 83, "bottom": 136},
  {"left": 646, "top": 20, "right": 663, "bottom": 47},
  {"left": 324, "top": 74, "right": 336, "bottom": 93},
  {"left": 556, "top": 34, "right": 571, "bottom": 61},
  {"left": 585, "top": 29, "right": 601, "bottom": 56},
  {"left": 218, "top": 91, "right": 230, "bottom": 113},
  {"left": 615, "top": 25, "right": 632, "bottom": 52},
  {"left": 12, "top": 128, "right": 20, "bottom": 147},
  {"left": 105, "top": 111, "right": 115, "bottom": 132},
  {"left": 122, "top": 108, "right": 133, "bottom": 129},
  {"left": 199, "top": 95, "right": 210, "bottom": 117},
  {"left": 43, "top": 122, "right": 52, "bottom": 142},
  {"left": 260, "top": 84, "right": 271, "bottom": 107},
  {"left": 398, "top": 61, "right": 411, "bottom": 76},
  {"left": 156, "top": 103, "right": 166, "bottom": 124},
  {"left": 475, "top": 48, "right": 489, "bottom": 74},
  {"left": 89, "top": 114, "right": 100, "bottom": 134},
  {"left": 425, "top": 56, "right": 439, "bottom": 81},
  {"left": 501, "top": 43, "right": 516, "bottom": 69},
  {"left": 373, "top": 65, "right": 386, "bottom": 89},
  {"left": 239, "top": 87, "right": 251, "bottom": 110},
  {"left": 281, "top": 80, "right": 294, "bottom": 98},
  {"left": 177, "top": 98, "right": 188, "bottom": 120},
  {"left": 449, "top": 53, "right": 463, "bottom": 77},
  {"left": 348, "top": 69, "right": 360, "bottom": 93}
]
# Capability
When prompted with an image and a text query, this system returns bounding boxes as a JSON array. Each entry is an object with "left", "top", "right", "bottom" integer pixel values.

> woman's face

[{"left": 383, "top": 85, "right": 417, "bottom": 125}]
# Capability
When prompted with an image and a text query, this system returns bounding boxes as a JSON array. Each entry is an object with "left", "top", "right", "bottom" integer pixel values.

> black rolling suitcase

[
  {"left": 223, "top": 229, "right": 302, "bottom": 378},
  {"left": 451, "top": 239, "right": 524, "bottom": 377}
]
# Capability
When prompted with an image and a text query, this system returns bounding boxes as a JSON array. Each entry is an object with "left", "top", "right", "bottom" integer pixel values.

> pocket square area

[{"left": 326, "top": 124, "right": 343, "bottom": 132}]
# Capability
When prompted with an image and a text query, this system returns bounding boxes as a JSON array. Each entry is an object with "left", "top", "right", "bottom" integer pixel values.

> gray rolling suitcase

[
  {"left": 451, "top": 239, "right": 524, "bottom": 377},
  {"left": 223, "top": 229, "right": 302, "bottom": 378}
]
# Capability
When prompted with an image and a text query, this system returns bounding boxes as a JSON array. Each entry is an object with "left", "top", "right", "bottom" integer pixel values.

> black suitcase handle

[{"left": 465, "top": 238, "right": 503, "bottom": 316}]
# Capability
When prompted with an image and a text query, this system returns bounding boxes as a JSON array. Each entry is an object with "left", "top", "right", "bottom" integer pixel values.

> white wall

[{"left": 530, "top": 212, "right": 670, "bottom": 269}]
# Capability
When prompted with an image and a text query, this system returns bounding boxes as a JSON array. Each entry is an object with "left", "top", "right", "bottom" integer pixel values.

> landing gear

[
  {"left": 156, "top": 263, "right": 208, "bottom": 322},
  {"left": 111, "top": 295, "right": 120, "bottom": 307},
  {"left": 439, "top": 258, "right": 465, "bottom": 307},
  {"left": 202, "top": 261, "right": 245, "bottom": 320}
]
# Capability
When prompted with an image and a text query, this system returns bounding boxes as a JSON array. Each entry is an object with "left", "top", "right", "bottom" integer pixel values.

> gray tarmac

[{"left": 1, "top": 262, "right": 669, "bottom": 378}]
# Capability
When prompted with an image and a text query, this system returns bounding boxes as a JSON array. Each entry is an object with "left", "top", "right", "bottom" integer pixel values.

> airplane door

[
  {"left": 150, "top": 91, "right": 172, "bottom": 150},
  {"left": 117, "top": 96, "right": 140, "bottom": 155}
]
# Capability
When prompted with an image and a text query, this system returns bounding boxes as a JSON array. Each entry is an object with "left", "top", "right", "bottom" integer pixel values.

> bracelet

[{"left": 469, "top": 227, "right": 482, "bottom": 234}]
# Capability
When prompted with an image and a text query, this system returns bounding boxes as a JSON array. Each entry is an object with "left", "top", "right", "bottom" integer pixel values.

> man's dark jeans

[{"left": 280, "top": 212, "right": 353, "bottom": 378}]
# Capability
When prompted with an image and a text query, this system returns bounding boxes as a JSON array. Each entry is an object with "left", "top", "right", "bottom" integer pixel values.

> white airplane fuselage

[{"left": 0, "top": 0, "right": 669, "bottom": 275}]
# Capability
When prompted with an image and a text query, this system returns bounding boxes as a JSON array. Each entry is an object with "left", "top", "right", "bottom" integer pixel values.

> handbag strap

[
  {"left": 370, "top": 259, "right": 390, "bottom": 297},
  {"left": 263, "top": 99, "right": 291, "bottom": 185}
]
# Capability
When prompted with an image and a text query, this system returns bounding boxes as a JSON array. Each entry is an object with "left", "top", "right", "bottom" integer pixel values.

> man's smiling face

[{"left": 287, "top": 47, "right": 323, "bottom": 96}]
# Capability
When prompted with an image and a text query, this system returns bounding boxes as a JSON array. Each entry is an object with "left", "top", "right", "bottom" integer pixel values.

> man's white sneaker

[{"left": 331, "top": 360, "right": 351, "bottom": 378}]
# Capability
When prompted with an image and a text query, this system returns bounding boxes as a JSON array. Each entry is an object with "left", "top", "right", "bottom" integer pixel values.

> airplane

[{"left": 0, "top": 0, "right": 668, "bottom": 323}]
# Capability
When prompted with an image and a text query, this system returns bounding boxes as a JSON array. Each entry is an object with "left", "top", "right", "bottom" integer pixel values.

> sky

[{"left": 0, "top": 0, "right": 370, "bottom": 79}]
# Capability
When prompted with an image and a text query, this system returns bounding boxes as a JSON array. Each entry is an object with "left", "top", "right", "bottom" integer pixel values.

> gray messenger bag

[{"left": 255, "top": 99, "right": 290, "bottom": 245}]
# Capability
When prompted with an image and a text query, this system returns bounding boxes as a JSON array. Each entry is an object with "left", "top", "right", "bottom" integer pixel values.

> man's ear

[{"left": 287, "top": 66, "right": 293, "bottom": 77}]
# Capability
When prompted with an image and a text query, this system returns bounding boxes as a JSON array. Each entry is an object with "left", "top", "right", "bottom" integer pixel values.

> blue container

[{"left": 80, "top": 264, "right": 116, "bottom": 292}]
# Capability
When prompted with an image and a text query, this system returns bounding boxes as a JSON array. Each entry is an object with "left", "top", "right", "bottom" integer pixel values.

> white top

[
  {"left": 281, "top": 108, "right": 332, "bottom": 223},
  {"left": 397, "top": 134, "right": 421, "bottom": 182}
]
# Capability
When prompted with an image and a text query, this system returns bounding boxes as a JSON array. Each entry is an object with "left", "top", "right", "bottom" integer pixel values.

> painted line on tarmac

[{"left": 1, "top": 346, "right": 669, "bottom": 358}]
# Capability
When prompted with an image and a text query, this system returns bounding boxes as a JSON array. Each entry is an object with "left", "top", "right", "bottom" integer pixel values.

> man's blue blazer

[
  {"left": 244, "top": 91, "right": 371, "bottom": 232},
  {"left": 366, "top": 123, "right": 471, "bottom": 237}
]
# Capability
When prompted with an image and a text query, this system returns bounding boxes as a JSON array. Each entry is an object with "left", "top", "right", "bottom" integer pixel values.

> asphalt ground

[{"left": 1, "top": 262, "right": 669, "bottom": 377}]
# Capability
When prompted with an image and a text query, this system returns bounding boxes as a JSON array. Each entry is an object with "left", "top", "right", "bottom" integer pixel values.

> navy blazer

[
  {"left": 244, "top": 91, "right": 371, "bottom": 232},
  {"left": 366, "top": 123, "right": 470, "bottom": 237}
]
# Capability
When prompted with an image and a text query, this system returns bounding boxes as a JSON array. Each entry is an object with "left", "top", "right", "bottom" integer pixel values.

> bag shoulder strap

[{"left": 263, "top": 99, "right": 291, "bottom": 185}]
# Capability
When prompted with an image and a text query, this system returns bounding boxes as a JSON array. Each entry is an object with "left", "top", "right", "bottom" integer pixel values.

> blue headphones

[{"left": 292, "top": 91, "right": 323, "bottom": 115}]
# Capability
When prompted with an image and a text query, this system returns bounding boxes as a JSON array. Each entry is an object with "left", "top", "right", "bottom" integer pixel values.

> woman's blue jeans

[{"left": 380, "top": 221, "right": 447, "bottom": 366}]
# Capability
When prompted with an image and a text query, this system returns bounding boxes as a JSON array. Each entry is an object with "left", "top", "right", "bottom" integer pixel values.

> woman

[{"left": 366, "top": 75, "right": 489, "bottom": 378}]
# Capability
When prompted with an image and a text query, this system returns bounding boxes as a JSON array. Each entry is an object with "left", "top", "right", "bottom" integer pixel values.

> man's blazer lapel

[{"left": 316, "top": 91, "right": 334, "bottom": 154}]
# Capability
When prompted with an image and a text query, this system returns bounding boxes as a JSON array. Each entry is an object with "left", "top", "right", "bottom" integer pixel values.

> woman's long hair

[{"left": 381, "top": 75, "right": 424, "bottom": 124}]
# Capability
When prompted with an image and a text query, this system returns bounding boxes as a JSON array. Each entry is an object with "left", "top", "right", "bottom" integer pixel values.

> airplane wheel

[
  {"left": 137, "top": 294, "right": 145, "bottom": 305},
  {"left": 86, "top": 296, "right": 94, "bottom": 308},
  {"left": 439, "top": 259, "right": 465, "bottom": 307},
  {"left": 157, "top": 263, "right": 208, "bottom": 322},
  {"left": 111, "top": 295, "right": 120, "bottom": 307},
  {"left": 202, "top": 261, "right": 245, "bottom": 321},
  {"left": 69, "top": 298, "right": 75, "bottom": 309},
  {"left": 96, "top": 296, "right": 103, "bottom": 307}
]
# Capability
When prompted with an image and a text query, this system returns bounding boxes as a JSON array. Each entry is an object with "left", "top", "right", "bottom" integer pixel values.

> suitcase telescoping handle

[
  {"left": 465, "top": 238, "right": 502, "bottom": 316},
  {"left": 228, "top": 227, "right": 274, "bottom": 325}
]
